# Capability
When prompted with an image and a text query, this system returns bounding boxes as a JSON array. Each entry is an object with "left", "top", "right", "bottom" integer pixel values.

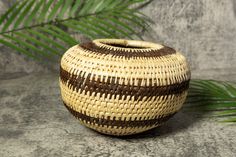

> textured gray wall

[{"left": 0, "top": 0, "right": 236, "bottom": 81}]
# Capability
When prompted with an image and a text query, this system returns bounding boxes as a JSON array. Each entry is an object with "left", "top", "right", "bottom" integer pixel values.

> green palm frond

[
  {"left": 0, "top": 0, "right": 151, "bottom": 60},
  {"left": 186, "top": 80, "right": 236, "bottom": 123}
]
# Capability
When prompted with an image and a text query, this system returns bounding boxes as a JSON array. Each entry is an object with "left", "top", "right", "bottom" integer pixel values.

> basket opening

[
  {"left": 94, "top": 39, "right": 163, "bottom": 50},
  {"left": 104, "top": 43, "right": 150, "bottom": 49}
]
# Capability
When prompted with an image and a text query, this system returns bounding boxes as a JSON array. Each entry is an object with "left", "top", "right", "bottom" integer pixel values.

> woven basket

[{"left": 60, "top": 39, "right": 190, "bottom": 136}]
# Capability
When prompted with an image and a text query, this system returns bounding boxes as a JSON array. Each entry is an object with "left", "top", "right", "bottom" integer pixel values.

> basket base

[{"left": 63, "top": 102, "right": 176, "bottom": 136}]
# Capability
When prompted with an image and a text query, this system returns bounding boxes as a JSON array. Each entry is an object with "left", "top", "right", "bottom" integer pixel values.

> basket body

[{"left": 60, "top": 39, "right": 190, "bottom": 136}]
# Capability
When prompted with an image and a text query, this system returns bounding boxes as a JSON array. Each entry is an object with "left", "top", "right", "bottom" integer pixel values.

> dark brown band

[
  {"left": 60, "top": 67, "right": 189, "bottom": 101},
  {"left": 64, "top": 102, "right": 176, "bottom": 128},
  {"left": 80, "top": 42, "right": 176, "bottom": 58}
]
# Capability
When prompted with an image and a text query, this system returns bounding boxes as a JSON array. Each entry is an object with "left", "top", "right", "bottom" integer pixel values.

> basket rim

[{"left": 93, "top": 39, "right": 164, "bottom": 51}]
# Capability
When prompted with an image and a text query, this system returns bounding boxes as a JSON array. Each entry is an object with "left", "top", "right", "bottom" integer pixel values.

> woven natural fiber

[{"left": 59, "top": 39, "right": 191, "bottom": 136}]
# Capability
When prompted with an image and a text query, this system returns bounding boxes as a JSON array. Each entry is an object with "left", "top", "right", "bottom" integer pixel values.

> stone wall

[{"left": 0, "top": 0, "right": 236, "bottom": 81}]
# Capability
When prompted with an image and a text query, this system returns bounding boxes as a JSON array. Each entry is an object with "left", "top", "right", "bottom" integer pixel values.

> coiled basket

[{"left": 60, "top": 39, "right": 190, "bottom": 136}]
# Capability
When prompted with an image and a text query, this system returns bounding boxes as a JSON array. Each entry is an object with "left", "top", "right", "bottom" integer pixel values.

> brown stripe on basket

[
  {"left": 80, "top": 42, "right": 176, "bottom": 58},
  {"left": 60, "top": 67, "right": 189, "bottom": 101},
  {"left": 64, "top": 102, "right": 176, "bottom": 128}
]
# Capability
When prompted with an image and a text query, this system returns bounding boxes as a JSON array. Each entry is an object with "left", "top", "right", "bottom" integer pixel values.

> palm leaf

[
  {"left": 38, "top": 0, "right": 54, "bottom": 23},
  {"left": 0, "top": 1, "right": 20, "bottom": 25},
  {"left": 185, "top": 80, "right": 236, "bottom": 123},
  {"left": 1, "top": 0, "right": 28, "bottom": 32},
  {"left": 0, "top": 38, "right": 37, "bottom": 59},
  {"left": 24, "top": 0, "right": 45, "bottom": 26},
  {"left": 0, "top": 0, "right": 151, "bottom": 59}
]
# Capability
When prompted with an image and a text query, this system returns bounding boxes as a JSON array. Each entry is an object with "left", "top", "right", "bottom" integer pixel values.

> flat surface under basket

[{"left": 0, "top": 73, "right": 235, "bottom": 157}]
